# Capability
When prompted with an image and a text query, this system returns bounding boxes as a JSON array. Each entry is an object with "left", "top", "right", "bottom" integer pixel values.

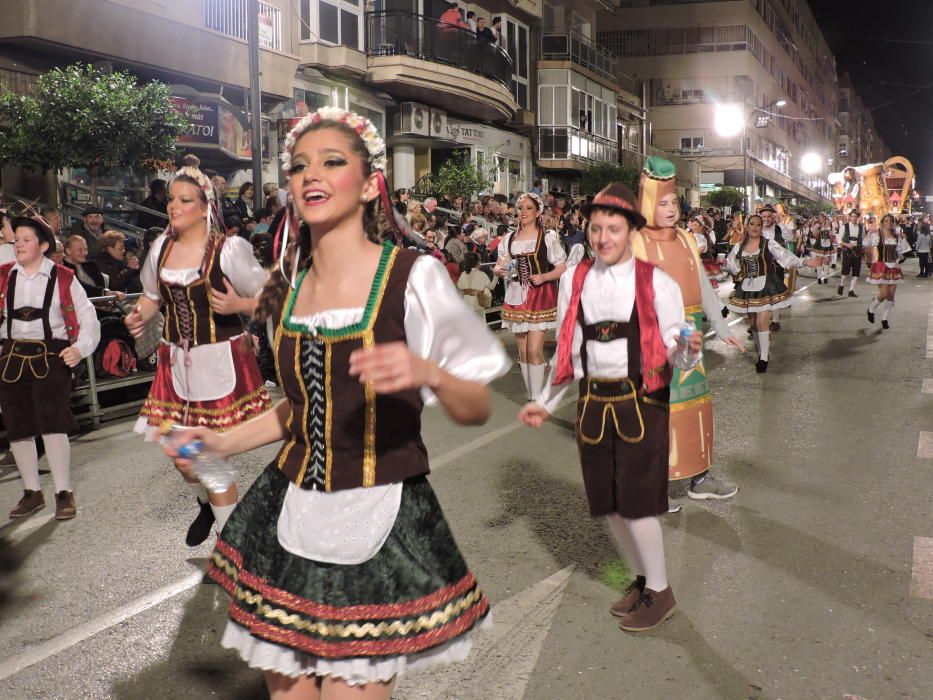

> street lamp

[
  {"left": 714, "top": 104, "right": 749, "bottom": 213},
  {"left": 801, "top": 152, "right": 821, "bottom": 174}
]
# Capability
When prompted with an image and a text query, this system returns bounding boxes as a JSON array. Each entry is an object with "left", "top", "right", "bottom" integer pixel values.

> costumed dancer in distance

[
  {"left": 633, "top": 158, "right": 744, "bottom": 501},
  {"left": 807, "top": 213, "right": 834, "bottom": 285},
  {"left": 866, "top": 213, "right": 910, "bottom": 329},
  {"left": 519, "top": 183, "right": 702, "bottom": 632},
  {"left": 2, "top": 216, "right": 100, "bottom": 520},
  {"left": 759, "top": 205, "right": 788, "bottom": 331},
  {"left": 687, "top": 214, "right": 722, "bottom": 289},
  {"left": 167, "top": 107, "right": 509, "bottom": 698},
  {"left": 837, "top": 209, "right": 866, "bottom": 297},
  {"left": 725, "top": 214, "right": 820, "bottom": 373},
  {"left": 493, "top": 193, "right": 566, "bottom": 402},
  {"left": 124, "top": 156, "right": 272, "bottom": 546}
]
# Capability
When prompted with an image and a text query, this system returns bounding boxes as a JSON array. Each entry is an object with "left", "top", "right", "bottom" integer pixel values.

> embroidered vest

[
  {"left": 157, "top": 237, "right": 242, "bottom": 346},
  {"left": 508, "top": 228, "right": 555, "bottom": 277},
  {"left": 842, "top": 223, "right": 863, "bottom": 253},
  {"left": 0, "top": 262, "right": 79, "bottom": 344},
  {"left": 735, "top": 241, "right": 781, "bottom": 282},
  {"left": 553, "top": 258, "right": 671, "bottom": 393},
  {"left": 273, "top": 243, "right": 429, "bottom": 492},
  {"left": 878, "top": 237, "right": 899, "bottom": 264}
]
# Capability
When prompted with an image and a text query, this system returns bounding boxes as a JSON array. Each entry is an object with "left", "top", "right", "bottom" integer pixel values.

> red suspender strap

[
  {"left": 634, "top": 259, "right": 672, "bottom": 393},
  {"left": 0, "top": 262, "right": 13, "bottom": 326},
  {"left": 54, "top": 264, "right": 80, "bottom": 344},
  {"left": 552, "top": 259, "right": 594, "bottom": 385}
]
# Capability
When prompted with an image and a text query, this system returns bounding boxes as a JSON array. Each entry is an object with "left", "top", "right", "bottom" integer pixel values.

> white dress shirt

[
  {"left": 537, "top": 255, "right": 687, "bottom": 414},
  {"left": 0, "top": 257, "right": 100, "bottom": 359}
]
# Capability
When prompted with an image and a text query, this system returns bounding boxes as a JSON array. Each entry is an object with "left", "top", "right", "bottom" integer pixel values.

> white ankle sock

[
  {"left": 869, "top": 297, "right": 881, "bottom": 312},
  {"left": 188, "top": 481, "right": 209, "bottom": 504},
  {"left": 10, "top": 438, "right": 40, "bottom": 491},
  {"left": 627, "top": 516, "right": 668, "bottom": 591},
  {"left": 881, "top": 300, "right": 893, "bottom": 321},
  {"left": 210, "top": 502, "right": 237, "bottom": 532},
  {"left": 527, "top": 363, "right": 547, "bottom": 402},
  {"left": 758, "top": 331, "right": 771, "bottom": 361},
  {"left": 606, "top": 513, "right": 644, "bottom": 576},
  {"left": 42, "top": 433, "right": 71, "bottom": 493}
]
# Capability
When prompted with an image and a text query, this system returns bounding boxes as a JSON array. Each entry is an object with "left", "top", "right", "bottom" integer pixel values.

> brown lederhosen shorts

[
  {"left": 575, "top": 377, "right": 670, "bottom": 518},
  {"left": 0, "top": 338, "right": 77, "bottom": 440}
]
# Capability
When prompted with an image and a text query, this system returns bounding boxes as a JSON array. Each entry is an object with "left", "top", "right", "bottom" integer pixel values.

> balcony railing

[
  {"left": 540, "top": 29, "right": 618, "bottom": 83},
  {"left": 366, "top": 11, "right": 513, "bottom": 90},
  {"left": 538, "top": 126, "right": 616, "bottom": 165},
  {"left": 204, "top": 0, "right": 283, "bottom": 51}
]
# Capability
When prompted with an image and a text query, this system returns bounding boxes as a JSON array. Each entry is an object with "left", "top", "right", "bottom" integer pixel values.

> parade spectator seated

[
  {"left": 265, "top": 195, "right": 282, "bottom": 217},
  {"left": 0, "top": 210, "right": 15, "bottom": 264},
  {"left": 140, "top": 227, "right": 163, "bottom": 266},
  {"left": 95, "top": 231, "right": 141, "bottom": 294},
  {"left": 252, "top": 209, "right": 273, "bottom": 236},
  {"left": 441, "top": 249, "right": 461, "bottom": 284},
  {"left": 212, "top": 176, "right": 238, "bottom": 220},
  {"left": 410, "top": 213, "right": 428, "bottom": 236},
  {"left": 445, "top": 224, "right": 468, "bottom": 264},
  {"left": 233, "top": 182, "right": 254, "bottom": 221},
  {"left": 137, "top": 179, "right": 168, "bottom": 229},
  {"left": 422, "top": 230, "right": 445, "bottom": 261},
  {"left": 457, "top": 252, "right": 496, "bottom": 314},
  {"left": 40, "top": 206, "right": 65, "bottom": 241},
  {"left": 263, "top": 181, "right": 288, "bottom": 208},
  {"left": 224, "top": 215, "right": 245, "bottom": 239},
  {"left": 63, "top": 235, "right": 108, "bottom": 298},
  {"left": 50, "top": 239, "right": 65, "bottom": 265},
  {"left": 70, "top": 207, "right": 106, "bottom": 258}
]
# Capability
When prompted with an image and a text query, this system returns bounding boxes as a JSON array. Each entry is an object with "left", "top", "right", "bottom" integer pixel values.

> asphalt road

[{"left": 0, "top": 262, "right": 931, "bottom": 700}]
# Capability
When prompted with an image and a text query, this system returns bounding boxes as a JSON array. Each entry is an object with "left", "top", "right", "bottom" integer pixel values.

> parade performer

[
  {"left": 804, "top": 214, "right": 833, "bottom": 284},
  {"left": 494, "top": 193, "right": 566, "bottom": 402},
  {"left": 167, "top": 107, "right": 509, "bottom": 697},
  {"left": 2, "top": 217, "right": 100, "bottom": 520},
  {"left": 519, "top": 183, "right": 702, "bottom": 632},
  {"left": 633, "top": 158, "right": 744, "bottom": 500},
  {"left": 866, "top": 213, "right": 910, "bottom": 329},
  {"left": 687, "top": 215, "right": 721, "bottom": 288},
  {"left": 837, "top": 210, "right": 866, "bottom": 297},
  {"left": 124, "top": 156, "right": 272, "bottom": 546},
  {"left": 759, "top": 205, "right": 788, "bottom": 330},
  {"left": 726, "top": 214, "right": 819, "bottom": 372}
]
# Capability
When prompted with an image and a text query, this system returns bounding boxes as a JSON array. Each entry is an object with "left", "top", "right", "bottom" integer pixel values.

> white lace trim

[
  {"left": 501, "top": 320, "right": 558, "bottom": 333},
  {"left": 220, "top": 614, "right": 492, "bottom": 684}
]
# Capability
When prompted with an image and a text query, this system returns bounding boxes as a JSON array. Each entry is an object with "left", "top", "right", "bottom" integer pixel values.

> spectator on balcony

[
  {"left": 233, "top": 182, "right": 254, "bottom": 221},
  {"left": 466, "top": 10, "right": 477, "bottom": 33},
  {"left": 490, "top": 16, "right": 501, "bottom": 44},
  {"left": 477, "top": 17, "right": 495, "bottom": 42},
  {"left": 137, "top": 179, "right": 168, "bottom": 230},
  {"left": 95, "top": 230, "right": 141, "bottom": 294},
  {"left": 440, "top": 2, "right": 468, "bottom": 31}
]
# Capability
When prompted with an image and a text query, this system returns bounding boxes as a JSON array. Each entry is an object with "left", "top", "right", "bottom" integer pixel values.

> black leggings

[{"left": 920, "top": 252, "right": 929, "bottom": 276}]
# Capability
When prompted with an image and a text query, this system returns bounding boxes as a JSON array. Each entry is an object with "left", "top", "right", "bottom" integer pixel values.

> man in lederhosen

[{"left": 837, "top": 209, "right": 865, "bottom": 298}]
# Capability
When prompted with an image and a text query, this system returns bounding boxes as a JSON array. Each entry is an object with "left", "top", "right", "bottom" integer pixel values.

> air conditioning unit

[
  {"left": 399, "top": 102, "right": 430, "bottom": 136},
  {"left": 429, "top": 109, "right": 448, "bottom": 138}
]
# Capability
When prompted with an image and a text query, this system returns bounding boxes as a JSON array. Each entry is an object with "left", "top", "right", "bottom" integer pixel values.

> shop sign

[
  {"left": 446, "top": 121, "right": 485, "bottom": 145},
  {"left": 172, "top": 96, "right": 269, "bottom": 160},
  {"left": 171, "top": 97, "right": 218, "bottom": 144}
]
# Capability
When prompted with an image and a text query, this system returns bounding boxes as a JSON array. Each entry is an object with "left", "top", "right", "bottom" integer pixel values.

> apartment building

[
  {"left": 837, "top": 73, "right": 887, "bottom": 169},
  {"left": 598, "top": 0, "right": 839, "bottom": 209}
]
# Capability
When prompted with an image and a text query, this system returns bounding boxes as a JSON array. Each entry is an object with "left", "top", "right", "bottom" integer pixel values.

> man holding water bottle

[{"left": 519, "top": 182, "right": 701, "bottom": 632}]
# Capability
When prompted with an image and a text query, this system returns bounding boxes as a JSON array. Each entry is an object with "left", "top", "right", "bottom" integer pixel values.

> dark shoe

[
  {"left": 186, "top": 500, "right": 215, "bottom": 547},
  {"left": 10, "top": 489, "right": 44, "bottom": 518},
  {"left": 54, "top": 491, "right": 77, "bottom": 520},
  {"left": 837, "top": 285, "right": 844, "bottom": 296},
  {"left": 831, "top": 263, "right": 837, "bottom": 269},
  {"left": 848, "top": 291, "right": 858, "bottom": 298},
  {"left": 618, "top": 586, "right": 677, "bottom": 632},
  {"left": 867, "top": 310, "right": 875, "bottom": 324},
  {"left": 882, "top": 320, "right": 890, "bottom": 330},
  {"left": 769, "top": 322, "right": 780, "bottom": 332},
  {"left": 755, "top": 359, "right": 768, "bottom": 373},
  {"left": 610, "top": 575, "right": 646, "bottom": 617},
  {"left": 721, "top": 307, "right": 729, "bottom": 319}
]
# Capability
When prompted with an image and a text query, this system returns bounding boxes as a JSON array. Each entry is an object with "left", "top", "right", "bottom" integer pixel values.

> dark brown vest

[
  {"left": 509, "top": 227, "right": 554, "bottom": 276},
  {"left": 158, "top": 236, "right": 243, "bottom": 346},
  {"left": 273, "top": 243, "right": 428, "bottom": 492}
]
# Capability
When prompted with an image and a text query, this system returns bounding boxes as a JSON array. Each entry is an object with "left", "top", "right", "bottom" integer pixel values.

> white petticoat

[
  {"left": 500, "top": 319, "right": 558, "bottom": 333},
  {"left": 221, "top": 614, "right": 493, "bottom": 685}
]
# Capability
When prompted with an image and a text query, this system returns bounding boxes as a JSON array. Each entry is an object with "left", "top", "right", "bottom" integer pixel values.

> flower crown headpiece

[
  {"left": 518, "top": 192, "right": 544, "bottom": 211},
  {"left": 172, "top": 166, "right": 215, "bottom": 202},
  {"left": 281, "top": 106, "right": 387, "bottom": 173}
]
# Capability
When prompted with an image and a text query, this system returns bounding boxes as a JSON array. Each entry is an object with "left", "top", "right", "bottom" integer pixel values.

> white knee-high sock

[
  {"left": 869, "top": 297, "right": 881, "bottom": 312},
  {"left": 210, "top": 502, "right": 237, "bottom": 533},
  {"left": 42, "top": 433, "right": 71, "bottom": 493},
  {"left": 849, "top": 276, "right": 858, "bottom": 292},
  {"left": 10, "top": 438, "right": 40, "bottom": 491},
  {"left": 758, "top": 331, "right": 771, "bottom": 361},
  {"left": 822, "top": 265, "right": 829, "bottom": 280},
  {"left": 606, "top": 513, "right": 644, "bottom": 576},
  {"left": 881, "top": 299, "right": 894, "bottom": 321},
  {"left": 518, "top": 362, "right": 531, "bottom": 401},
  {"left": 527, "top": 363, "right": 547, "bottom": 402},
  {"left": 627, "top": 516, "right": 668, "bottom": 591},
  {"left": 188, "top": 481, "right": 209, "bottom": 504},
  {"left": 831, "top": 251, "right": 838, "bottom": 266}
]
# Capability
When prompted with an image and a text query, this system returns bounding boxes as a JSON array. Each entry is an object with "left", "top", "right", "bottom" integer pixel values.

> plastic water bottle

[
  {"left": 676, "top": 320, "right": 702, "bottom": 370},
  {"left": 161, "top": 422, "right": 237, "bottom": 494}
]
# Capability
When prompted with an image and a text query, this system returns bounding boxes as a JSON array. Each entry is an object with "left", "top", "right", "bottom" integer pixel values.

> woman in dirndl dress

[
  {"left": 866, "top": 213, "right": 910, "bottom": 329},
  {"left": 493, "top": 193, "right": 566, "bottom": 402},
  {"left": 807, "top": 213, "right": 835, "bottom": 285},
  {"left": 166, "top": 107, "right": 509, "bottom": 698},
  {"left": 725, "top": 214, "right": 819, "bottom": 373},
  {"left": 124, "top": 157, "right": 272, "bottom": 546}
]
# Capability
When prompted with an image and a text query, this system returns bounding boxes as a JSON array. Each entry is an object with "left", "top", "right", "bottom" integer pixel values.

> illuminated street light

[
  {"left": 714, "top": 104, "right": 744, "bottom": 137},
  {"left": 775, "top": 100, "right": 787, "bottom": 107},
  {"left": 801, "top": 152, "right": 821, "bottom": 175}
]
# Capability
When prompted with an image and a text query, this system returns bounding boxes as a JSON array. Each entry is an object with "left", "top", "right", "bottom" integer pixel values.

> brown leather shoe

[
  {"left": 10, "top": 489, "right": 45, "bottom": 518},
  {"left": 609, "top": 575, "right": 645, "bottom": 617},
  {"left": 618, "top": 586, "right": 677, "bottom": 632},
  {"left": 54, "top": 491, "right": 77, "bottom": 520}
]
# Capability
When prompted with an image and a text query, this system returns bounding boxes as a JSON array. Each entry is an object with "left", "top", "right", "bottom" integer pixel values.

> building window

[
  {"left": 681, "top": 136, "right": 704, "bottom": 152},
  {"left": 205, "top": 0, "right": 284, "bottom": 51},
  {"left": 301, "top": 0, "right": 362, "bottom": 50},
  {"left": 504, "top": 18, "right": 530, "bottom": 109}
]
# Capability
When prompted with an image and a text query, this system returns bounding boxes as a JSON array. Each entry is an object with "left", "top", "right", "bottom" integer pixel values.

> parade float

[{"left": 828, "top": 156, "right": 916, "bottom": 218}]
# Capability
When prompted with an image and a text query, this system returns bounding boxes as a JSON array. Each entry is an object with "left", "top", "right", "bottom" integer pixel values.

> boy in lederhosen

[{"left": 519, "top": 184, "right": 701, "bottom": 632}]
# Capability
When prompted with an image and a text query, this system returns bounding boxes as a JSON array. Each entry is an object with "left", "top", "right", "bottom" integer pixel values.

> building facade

[
  {"left": 837, "top": 73, "right": 887, "bottom": 169},
  {"left": 598, "top": 0, "right": 839, "bottom": 209}
]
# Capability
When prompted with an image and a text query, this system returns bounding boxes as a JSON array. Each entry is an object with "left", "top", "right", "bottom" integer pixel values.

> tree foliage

[
  {"left": 579, "top": 162, "right": 640, "bottom": 197},
  {"left": 0, "top": 64, "right": 188, "bottom": 194},
  {"left": 417, "top": 150, "right": 492, "bottom": 203},
  {"left": 703, "top": 187, "right": 746, "bottom": 210}
]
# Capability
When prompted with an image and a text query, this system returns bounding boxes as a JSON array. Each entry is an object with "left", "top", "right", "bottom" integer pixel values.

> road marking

[
  {"left": 917, "top": 432, "right": 933, "bottom": 460},
  {"left": 910, "top": 536, "right": 933, "bottom": 599},
  {"left": 394, "top": 565, "right": 575, "bottom": 699},
  {"left": 923, "top": 379, "right": 933, "bottom": 395},
  {"left": 927, "top": 295, "right": 933, "bottom": 359},
  {"left": 0, "top": 571, "right": 203, "bottom": 682}
]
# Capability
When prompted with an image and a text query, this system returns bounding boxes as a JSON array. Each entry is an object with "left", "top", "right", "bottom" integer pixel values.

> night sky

[{"left": 808, "top": 0, "right": 933, "bottom": 197}]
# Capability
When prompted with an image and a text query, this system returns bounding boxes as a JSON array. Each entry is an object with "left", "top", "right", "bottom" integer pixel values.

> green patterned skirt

[
  {"left": 727, "top": 273, "right": 793, "bottom": 313},
  {"left": 209, "top": 466, "right": 489, "bottom": 662}
]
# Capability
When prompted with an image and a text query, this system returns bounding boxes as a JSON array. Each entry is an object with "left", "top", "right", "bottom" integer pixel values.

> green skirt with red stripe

[{"left": 208, "top": 466, "right": 489, "bottom": 663}]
